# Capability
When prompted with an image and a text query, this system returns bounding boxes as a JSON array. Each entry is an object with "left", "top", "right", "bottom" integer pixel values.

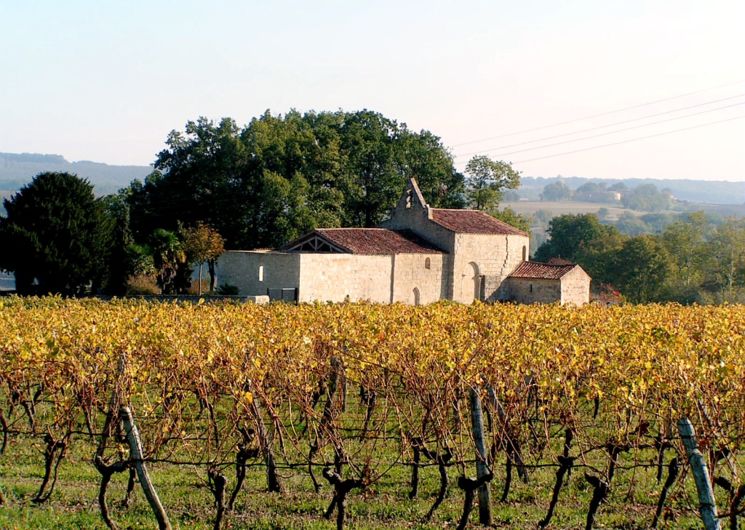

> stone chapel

[{"left": 214, "top": 178, "right": 591, "bottom": 305}]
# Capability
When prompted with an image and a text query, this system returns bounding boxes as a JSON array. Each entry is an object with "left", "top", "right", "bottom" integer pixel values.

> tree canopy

[
  {"left": 534, "top": 214, "right": 617, "bottom": 263},
  {"left": 621, "top": 184, "right": 673, "bottom": 212},
  {"left": 464, "top": 155, "right": 520, "bottom": 211},
  {"left": 0, "top": 172, "right": 111, "bottom": 294},
  {"left": 181, "top": 222, "right": 225, "bottom": 294},
  {"left": 128, "top": 110, "right": 466, "bottom": 250},
  {"left": 608, "top": 235, "right": 672, "bottom": 303},
  {"left": 540, "top": 181, "right": 572, "bottom": 201}
]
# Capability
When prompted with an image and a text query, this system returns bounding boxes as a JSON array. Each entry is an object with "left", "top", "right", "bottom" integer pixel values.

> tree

[
  {"left": 534, "top": 214, "right": 614, "bottom": 262},
  {"left": 660, "top": 212, "right": 709, "bottom": 301},
  {"left": 492, "top": 207, "right": 531, "bottom": 233},
  {"left": 614, "top": 212, "right": 650, "bottom": 236},
  {"left": 535, "top": 214, "right": 625, "bottom": 286},
  {"left": 621, "top": 184, "right": 673, "bottom": 212},
  {"left": 150, "top": 229, "right": 190, "bottom": 295},
  {"left": 464, "top": 156, "right": 520, "bottom": 211},
  {"left": 130, "top": 111, "right": 466, "bottom": 249},
  {"left": 98, "top": 193, "right": 136, "bottom": 296},
  {"left": 240, "top": 111, "right": 345, "bottom": 244},
  {"left": 393, "top": 128, "right": 466, "bottom": 210},
  {"left": 573, "top": 182, "right": 616, "bottom": 203},
  {"left": 181, "top": 222, "right": 225, "bottom": 294},
  {"left": 573, "top": 226, "right": 625, "bottom": 285},
  {"left": 608, "top": 235, "right": 672, "bottom": 303},
  {"left": 540, "top": 181, "right": 572, "bottom": 201},
  {"left": 703, "top": 219, "right": 745, "bottom": 301},
  {"left": 0, "top": 172, "right": 110, "bottom": 295},
  {"left": 130, "top": 117, "right": 249, "bottom": 247},
  {"left": 337, "top": 110, "right": 464, "bottom": 226}
]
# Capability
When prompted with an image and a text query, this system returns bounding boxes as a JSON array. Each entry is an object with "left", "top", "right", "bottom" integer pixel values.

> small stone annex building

[{"left": 215, "top": 179, "right": 591, "bottom": 305}]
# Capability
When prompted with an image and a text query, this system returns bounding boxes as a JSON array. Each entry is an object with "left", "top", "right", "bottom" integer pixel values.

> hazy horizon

[{"left": 1, "top": 1, "right": 743, "bottom": 181}]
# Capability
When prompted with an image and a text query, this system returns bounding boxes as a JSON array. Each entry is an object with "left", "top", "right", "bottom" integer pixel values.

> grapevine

[{"left": 0, "top": 297, "right": 743, "bottom": 529}]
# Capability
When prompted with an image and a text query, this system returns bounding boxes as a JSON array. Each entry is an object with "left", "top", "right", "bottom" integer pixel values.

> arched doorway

[
  {"left": 461, "top": 262, "right": 481, "bottom": 303},
  {"left": 412, "top": 287, "right": 421, "bottom": 306}
]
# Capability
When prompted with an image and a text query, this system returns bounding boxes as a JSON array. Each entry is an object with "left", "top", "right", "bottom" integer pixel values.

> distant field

[
  {"left": 505, "top": 200, "right": 745, "bottom": 222},
  {"left": 503, "top": 200, "right": 655, "bottom": 221}
]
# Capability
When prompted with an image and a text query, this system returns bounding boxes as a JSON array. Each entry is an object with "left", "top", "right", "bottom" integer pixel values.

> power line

[
  {"left": 511, "top": 115, "right": 745, "bottom": 164},
  {"left": 454, "top": 93, "right": 745, "bottom": 158},
  {"left": 455, "top": 100, "right": 745, "bottom": 159},
  {"left": 451, "top": 79, "right": 745, "bottom": 147}
]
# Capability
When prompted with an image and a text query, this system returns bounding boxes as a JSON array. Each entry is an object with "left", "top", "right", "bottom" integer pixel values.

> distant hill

[
  {"left": 2, "top": 151, "right": 743, "bottom": 208},
  {"left": 519, "top": 176, "right": 745, "bottom": 205},
  {"left": 0, "top": 152, "right": 152, "bottom": 196}
]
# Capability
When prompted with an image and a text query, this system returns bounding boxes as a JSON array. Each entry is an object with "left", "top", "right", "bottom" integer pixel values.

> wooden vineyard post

[
  {"left": 469, "top": 386, "right": 492, "bottom": 526},
  {"left": 677, "top": 417, "right": 721, "bottom": 530},
  {"left": 246, "top": 385, "right": 281, "bottom": 493},
  {"left": 121, "top": 406, "right": 172, "bottom": 530}
]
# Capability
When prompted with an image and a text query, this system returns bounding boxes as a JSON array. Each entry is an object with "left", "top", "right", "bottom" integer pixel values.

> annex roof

[
  {"left": 430, "top": 209, "right": 528, "bottom": 236},
  {"left": 508, "top": 261, "right": 579, "bottom": 280},
  {"left": 283, "top": 228, "right": 444, "bottom": 255}
]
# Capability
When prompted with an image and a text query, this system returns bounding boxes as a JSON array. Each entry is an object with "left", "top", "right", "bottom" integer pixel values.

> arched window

[
  {"left": 258, "top": 265, "right": 264, "bottom": 282},
  {"left": 522, "top": 246, "right": 527, "bottom": 261},
  {"left": 425, "top": 257, "right": 431, "bottom": 270}
]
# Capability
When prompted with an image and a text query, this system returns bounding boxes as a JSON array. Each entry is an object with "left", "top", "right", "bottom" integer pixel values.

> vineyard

[{"left": 0, "top": 298, "right": 743, "bottom": 529}]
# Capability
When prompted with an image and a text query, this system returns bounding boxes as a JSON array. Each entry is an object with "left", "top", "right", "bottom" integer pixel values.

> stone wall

[
  {"left": 506, "top": 277, "right": 562, "bottom": 304},
  {"left": 451, "top": 233, "right": 530, "bottom": 303},
  {"left": 215, "top": 251, "right": 300, "bottom": 296},
  {"left": 391, "top": 253, "right": 448, "bottom": 304},
  {"left": 560, "top": 267, "right": 591, "bottom": 305},
  {"left": 297, "top": 254, "right": 393, "bottom": 303},
  {"left": 217, "top": 250, "right": 451, "bottom": 305}
]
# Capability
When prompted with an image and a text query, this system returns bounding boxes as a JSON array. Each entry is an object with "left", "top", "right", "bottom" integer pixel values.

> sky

[{"left": 1, "top": 0, "right": 744, "bottom": 181}]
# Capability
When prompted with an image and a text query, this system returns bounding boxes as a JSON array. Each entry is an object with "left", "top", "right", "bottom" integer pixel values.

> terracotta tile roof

[
  {"left": 430, "top": 209, "right": 528, "bottom": 236},
  {"left": 508, "top": 261, "right": 578, "bottom": 280},
  {"left": 286, "top": 228, "right": 444, "bottom": 255}
]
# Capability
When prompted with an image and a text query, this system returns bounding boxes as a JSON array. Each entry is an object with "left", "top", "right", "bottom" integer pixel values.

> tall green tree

[
  {"left": 240, "top": 110, "right": 344, "bottom": 244},
  {"left": 608, "top": 235, "right": 672, "bottom": 303},
  {"left": 464, "top": 155, "right": 520, "bottom": 211},
  {"left": 660, "top": 212, "right": 710, "bottom": 301},
  {"left": 150, "top": 228, "right": 190, "bottom": 295},
  {"left": 130, "top": 110, "right": 465, "bottom": 249},
  {"left": 703, "top": 219, "right": 745, "bottom": 301},
  {"left": 130, "top": 117, "right": 249, "bottom": 246},
  {"left": 337, "top": 111, "right": 466, "bottom": 226},
  {"left": 534, "top": 213, "right": 626, "bottom": 287},
  {"left": 0, "top": 172, "right": 110, "bottom": 295},
  {"left": 99, "top": 193, "right": 133, "bottom": 296},
  {"left": 535, "top": 214, "right": 615, "bottom": 262}
]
